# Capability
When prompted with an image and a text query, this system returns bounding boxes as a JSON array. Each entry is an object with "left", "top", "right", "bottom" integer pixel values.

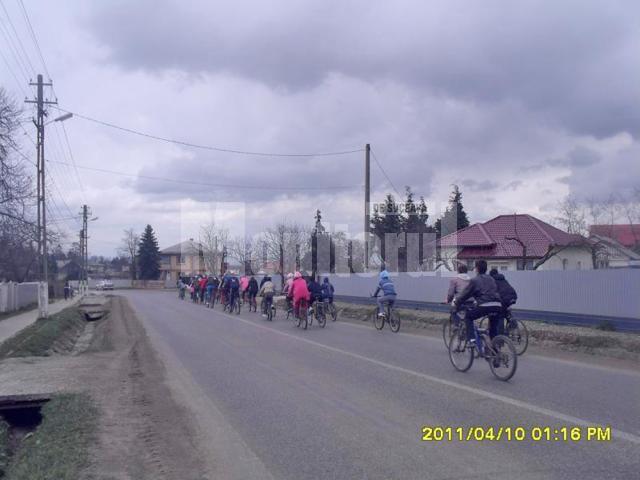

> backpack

[
  {"left": 230, "top": 277, "right": 240, "bottom": 289},
  {"left": 321, "top": 283, "right": 333, "bottom": 298}
]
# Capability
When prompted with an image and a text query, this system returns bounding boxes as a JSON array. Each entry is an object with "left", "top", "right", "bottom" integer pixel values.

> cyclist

[
  {"left": 307, "top": 276, "right": 323, "bottom": 313},
  {"left": 258, "top": 275, "right": 275, "bottom": 317},
  {"left": 321, "top": 277, "right": 334, "bottom": 303},
  {"left": 199, "top": 275, "right": 208, "bottom": 303},
  {"left": 240, "top": 274, "right": 249, "bottom": 303},
  {"left": 206, "top": 276, "right": 216, "bottom": 307},
  {"left": 489, "top": 268, "right": 518, "bottom": 330},
  {"left": 227, "top": 271, "right": 241, "bottom": 310},
  {"left": 289, "top": 271, "right": 310, "bottom": 318},
  {"left": 373, "top": 270, "right": 397, "bottom": 318},
  {"left": 247, "top": 276, "right": 259, "bottom": 310},
  {"left": 178, "top": 277, "right": 186, "bottom": 300},
  {"left": 193, "top": 277, "right": 201, "bottom": 303},
  {"left": 446, "top": 264, "right": 471, "bottom": 324},
  {"left": 452, "top": 260, "right": 503, "bottom": 343}
]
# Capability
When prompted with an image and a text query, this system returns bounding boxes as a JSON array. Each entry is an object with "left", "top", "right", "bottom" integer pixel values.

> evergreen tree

[
  {"left": 370, "top": 194, "right": 403, "bottom": 268},
  {"left": 137, "top": 224, "right": 161, "bottom": 280},
  {"left": 435, "top": 185, "right": 470, "bottom": 237}
]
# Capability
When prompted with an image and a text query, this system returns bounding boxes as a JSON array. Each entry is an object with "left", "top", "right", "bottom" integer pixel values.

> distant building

[
  {"left": 589, "top": 224, "right": 640, "bottom": 252},
  {"left": 159, "top": 239, "right": 206, "bottom": 281},
  {"left": 590, "top": 233, "right": 640, "bottom": 269},
  {"left": 438, "top": 214, "right": 592, "bottom": 271}
]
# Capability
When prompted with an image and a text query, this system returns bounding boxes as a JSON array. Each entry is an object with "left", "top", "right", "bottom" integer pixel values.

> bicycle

[
  {"left": 324, "top": 299, "right": 338, "bottom": 321},
  {"left": 448, "top": 315, "right": 517, "bottom": 381},
  {"left": 248, "top": 293, "right": 257, "bottom": 312},
  {"left": 370, "top": 294, "right": 400, "bottom": 333},
  {"left": 294, "top": 298, "right": 308, "bottom": 330},
  {"left": 443, "top": 302, "right": 473, "bottom": 348},
  {"left": 309, "top": 298, "right": 326, "bottom": 328},
  {"left": 261, "top": 295, "right": 276, "bottom": 321},
  {"left": 479, "top": 308, "right": 528, "bottom": 355},
  {"left": 224, "top": 293, "right": 241, "bottom": 314}
]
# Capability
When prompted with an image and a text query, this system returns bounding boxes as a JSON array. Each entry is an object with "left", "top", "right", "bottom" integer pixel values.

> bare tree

[
  {"left": 262, "top": 221, "right": 309, "bottom": 288},
  {"left": 230, "top": 235, "right": 256, "bottom": 275},
  {"left": 555, "top": 195, "right": 587, "bottom": 235},
  {"left": 118, "top": 228, "right": 139, "bottom": 279},
  {"left": 199, "top": 221, "right": 229, "bottom": 274}
]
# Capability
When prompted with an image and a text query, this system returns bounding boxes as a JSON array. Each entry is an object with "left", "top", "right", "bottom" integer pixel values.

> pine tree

[
  {"left": 435, "top": 185, "right": 470, "bottom": 237},
  {"left": 137, "top": 224, "right": 161, "bottom": 280}
]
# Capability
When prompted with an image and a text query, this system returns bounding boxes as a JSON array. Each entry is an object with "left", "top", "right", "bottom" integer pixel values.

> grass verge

[
  {"left": 0, "top": 307, "right": 86, "bottom": 359},
  {"left": 2, "top": 393, "right": 97, "bottom": 480},
  {"left": 0, "top": 420, "right": 9, "bottom": 478}
]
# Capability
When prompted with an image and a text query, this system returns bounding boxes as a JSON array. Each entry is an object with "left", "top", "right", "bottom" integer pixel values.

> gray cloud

[
  {"left": 86, "top": 0, "right": 640, "bottom": 138},
  {"left": 460, "top": 179, "right": 500, "bottom": 192}
]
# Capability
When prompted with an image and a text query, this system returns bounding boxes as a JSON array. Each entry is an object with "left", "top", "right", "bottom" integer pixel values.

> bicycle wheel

[
  {"left": 478, "top": 316, "right": 489, "bottom": 331},
  {"left": 389, "top": 309, "right": 400, "bottom": 333},
  {"left": 488, "top": 335, "right": 517, "bottom": 381},
  {"left": 295, "top": 311, "right": 302, "bottom": 328},
  {"left": 270, "top": 305, "right": 276, "bottom": 320},
  {"left": 448, "top": 327, "right": 473, "bottom": 372},
  {"left": 373, "top": 308, "right": 385, "bottom": 330},
  {"left": 235, "top": 299, "right": 241, "bottom": 314},
  {"left": 318, "top": 306, "right": 326, "bottom": 328},
  {"left": 506, "top": 318, "right": 529, "bottom": 356},
  {"left": 267, "top": 305, "right": 273, "bottom": 321},
  {"left": 329, "top": 303, "right": 338, "bottom": 321}
]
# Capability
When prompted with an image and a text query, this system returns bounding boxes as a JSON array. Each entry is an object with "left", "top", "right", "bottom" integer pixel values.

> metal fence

[
  {"left": 0, "top": 281, "right": 39, "bottom": 314},
  {"left": 324, "top": 269, "right": 640, "bottom": 320}
]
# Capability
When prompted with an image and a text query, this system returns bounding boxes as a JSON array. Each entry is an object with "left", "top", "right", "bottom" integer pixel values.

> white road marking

[{"left": 217, "top": 309, "right": 640, "bottom": 446}]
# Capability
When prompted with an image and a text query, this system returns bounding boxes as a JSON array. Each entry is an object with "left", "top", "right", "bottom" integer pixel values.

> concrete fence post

[{"left": 38, "top": 281, "right": 49, "bottom": 319}]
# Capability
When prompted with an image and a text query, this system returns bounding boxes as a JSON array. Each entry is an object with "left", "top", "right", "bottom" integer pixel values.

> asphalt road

[{"left": 123, "top": 290, "right": 640, "bottom": 480}]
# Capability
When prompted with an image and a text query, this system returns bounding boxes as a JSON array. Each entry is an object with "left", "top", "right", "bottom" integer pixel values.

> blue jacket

[{"left": 375, "top": 278, "right": 396, "bottom": 297}]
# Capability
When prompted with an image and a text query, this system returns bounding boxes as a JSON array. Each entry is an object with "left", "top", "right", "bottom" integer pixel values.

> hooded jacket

[
  {"left": 490, "top": 272, "right": 518, "bottom": 306},
  {"left": 247, "top": 277, "right": 259, "bottom": 294},
  {"left": 290, "top": 277, "right": 310, "bottom": 302},
  {"left": 447, "top": 273, "right": 471, "bottom": 303}
]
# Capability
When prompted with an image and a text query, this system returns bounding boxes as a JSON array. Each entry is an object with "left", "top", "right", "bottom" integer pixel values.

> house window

[
  {"left": 500, "top": 265, "right": 508, "bottom": 271},
  {"left": 562, "top": 259, "right": 568, "bottom": 270},
  {"left": 517, "top": 259, "right": 534, "bottom": 270}
]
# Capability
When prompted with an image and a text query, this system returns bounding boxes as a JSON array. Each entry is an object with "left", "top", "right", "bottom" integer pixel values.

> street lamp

[{"left": 43, "top": 112, "right": 73, "bottom": 126}]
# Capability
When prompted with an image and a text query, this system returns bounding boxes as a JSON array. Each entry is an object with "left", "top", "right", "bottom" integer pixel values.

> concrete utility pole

[
  {"left": 81, "top": 205, "right": 91, "bottom": 293},
  {"left": 25, "top": 74, "right": 56, "bottom": 318},
  {"left": 364, "top": 144, "right": 371, "bottom": 271},
  {"left": 79, "top": 228, "right": 85, "bottom": 293}
]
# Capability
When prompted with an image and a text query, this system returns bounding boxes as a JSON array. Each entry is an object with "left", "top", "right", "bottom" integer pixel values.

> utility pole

[
  {"left": 81, "top": 205, "right": 90, "bottom": 293},
  {"left": 364, "top": 143, "right": 371, "bottom": 271},
  {"left": 25, "top": 74, "right": 56, "bottom": 318},
  {"left": 79, "top": 228, "right": 85, "bottom": 293}
]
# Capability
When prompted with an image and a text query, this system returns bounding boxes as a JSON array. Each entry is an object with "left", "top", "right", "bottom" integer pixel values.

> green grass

[
  {"left": 3, "top": 393, "right": 97, "bottom": 480},
  {"left": 0, "top": 420, "right": 9, "bottom": 478},
  {"left": 0, "top": 307, "right": 86, "bottom": 358}
]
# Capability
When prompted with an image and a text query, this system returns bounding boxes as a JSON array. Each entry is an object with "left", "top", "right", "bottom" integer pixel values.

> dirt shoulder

[
  {"left": 0, "top": 295, "right": 210, "bottom": 480},
  {"left": 331, "top": 301, "right": 640, "bottom": 366}
]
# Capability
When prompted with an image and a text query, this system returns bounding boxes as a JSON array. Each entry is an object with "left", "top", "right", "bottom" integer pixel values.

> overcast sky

[{"left": 2, "top": 0, "right": 639, "bottom": 256}]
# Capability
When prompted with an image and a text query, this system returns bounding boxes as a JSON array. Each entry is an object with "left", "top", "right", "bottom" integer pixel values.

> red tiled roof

[
  {"left": 440, "top": 214, "right": 586, "bottom": 259},
  {"left": 589, "top": 224, "right": 640, "bottom": 248}
]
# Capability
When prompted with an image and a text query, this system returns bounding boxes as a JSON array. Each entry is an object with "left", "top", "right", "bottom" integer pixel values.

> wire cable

[
  {"left": 52, "top": 106, "right": 364, "bottom": 158},
  {"left": 370, "top": 148, "right": 402, "bottom": 197},
  {"left": 48, "top": 159, "right": 362, "bottom": 191}
]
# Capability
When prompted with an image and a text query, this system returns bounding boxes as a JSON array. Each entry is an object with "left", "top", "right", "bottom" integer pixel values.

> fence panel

[{"left": 326, "top": 270, "right": 640, "bottom": 320}]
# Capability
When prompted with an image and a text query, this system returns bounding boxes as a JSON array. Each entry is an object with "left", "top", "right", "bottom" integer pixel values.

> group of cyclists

[{"left": 177, "top": 270, "right": 336, "bottom": 321}]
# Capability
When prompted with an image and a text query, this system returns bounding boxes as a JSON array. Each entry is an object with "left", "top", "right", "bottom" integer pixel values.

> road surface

[{"left": 123, "top": 290, "right": 639, "bottom": 480}]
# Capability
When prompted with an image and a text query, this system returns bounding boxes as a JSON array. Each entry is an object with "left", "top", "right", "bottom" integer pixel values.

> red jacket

[
  {"left": 290, "top": 277, "right": 309, "bottom": 302},
  {"left": 199, "top": 278, "right": 208, "bottom": 291}
]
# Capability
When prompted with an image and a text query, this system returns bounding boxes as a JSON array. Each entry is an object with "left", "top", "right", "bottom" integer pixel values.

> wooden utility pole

[
  {"left": 364, "top": 144, "right": 371, "bottom": 271},
  {"left": 26, "top": 74, "right": 56, "bottom": 317}
]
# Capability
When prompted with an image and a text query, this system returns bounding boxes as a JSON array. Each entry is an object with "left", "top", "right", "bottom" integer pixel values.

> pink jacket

[
  {"left": 290, "top": 277, "right": 309, "bottom": 302},
  {"left": 240, "top": 276, "right": 249, "bottom": 291}
]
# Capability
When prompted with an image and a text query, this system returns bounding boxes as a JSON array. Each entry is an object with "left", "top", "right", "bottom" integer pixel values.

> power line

[
  {"left": 52, "top": 106, "right": 364, "bottom": 158},
  {"left": 48, "top": 159, "right": 363, "bottom": 191},
  {"left": 59, "top": 122, "right": 87, "bottom": 202},
  {"left": 16, "top": 0, "right": 50, "bottom": 80},
  {"left": 0, "top": 0, "right": 35, "bottom": 75},
  {"left": 370, "top": 148, "right": 401, "bottom": 197},
  {"left": 0, "top": 8, "right": 31, "bottom": 81}
]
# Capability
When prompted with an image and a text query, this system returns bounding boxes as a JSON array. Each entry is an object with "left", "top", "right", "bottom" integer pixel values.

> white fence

[
  {"left": 325, "top": 269, "right": 640, "bottom": 320},
  {"left": 0, "top": 281, "right": 39, "bottom": 314}
]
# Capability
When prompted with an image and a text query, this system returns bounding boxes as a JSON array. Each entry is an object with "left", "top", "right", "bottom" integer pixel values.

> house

[
  {"left": 159, "top": 239, "right": 206, "bottom": 282},
  {"left": 589, "top": 234, "right": 640, "bottom": 269},
  {"left": 438, "top": 214, "right": 592, "bottom": 271},
  {"left": 589, "top": 224, "right": 640, "bottom": 252}
]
